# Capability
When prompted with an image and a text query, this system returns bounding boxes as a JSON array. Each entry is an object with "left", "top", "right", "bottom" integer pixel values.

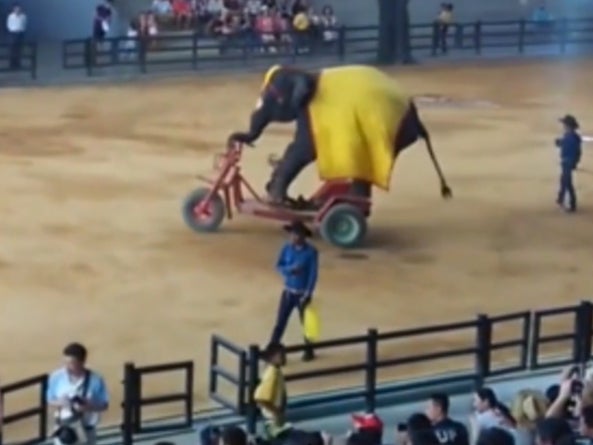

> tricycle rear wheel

[
  {"left": 319, "top": 203, "right": 367, "bottom": 249},
  {"left": 182, "top": 187, "right": 225, "bottom": 233}
]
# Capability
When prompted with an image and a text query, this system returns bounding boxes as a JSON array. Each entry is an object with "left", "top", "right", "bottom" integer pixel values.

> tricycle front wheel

[
  {"left": 319, "top": 203, "right": 367, "bottom": 249},
  {"left": 182, "top": 187, "right": 225, "bottom": 233}
]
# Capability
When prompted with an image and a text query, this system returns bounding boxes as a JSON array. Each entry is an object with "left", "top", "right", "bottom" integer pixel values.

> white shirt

[
  {"left": 6, "top": 12, "right": 26, "bottom": 33},
  {"left": 244, "top": 0, "right": 261, "bottom": 15},
  {"left": 46, "top": 368, "right": 109, "bottom": 428},
  {"left": 207, "top": 0, "right": 224, "bottom": 14},
  {"left": 475, "top": 409, "right": 501, "bottom": 431},
  {"left": 152, "top": 0, "right": 172, "bottom": 14}
]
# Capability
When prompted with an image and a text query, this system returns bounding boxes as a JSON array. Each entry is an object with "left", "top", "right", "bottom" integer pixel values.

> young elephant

[{"left": 228, "top": 64, "right": 452, "bottom": 206}]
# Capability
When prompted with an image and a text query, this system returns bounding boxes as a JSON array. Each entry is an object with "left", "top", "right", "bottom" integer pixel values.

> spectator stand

[
  {"left": 0, "top": 41, "right": 37, "bottom": 80},
  {"left": 0, "top": 301, "right": 592, "bottom": 445},
  {"left": 210, "top": 301, "right": 593, "bottom": 434},
  {"left": 60, "top": 16, "right": 593, "bottom": 77}
]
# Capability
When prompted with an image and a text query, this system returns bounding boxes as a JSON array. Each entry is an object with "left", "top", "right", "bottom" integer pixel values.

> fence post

[
  {"left": 364, "top": 328, "right": 379, "bottom": 413},
  {"left": 474, "top": 21, "right": 482, "bottom": 54},
  {"left": 209, "top": 336, "right": 218, "bottom": 397},
  {"left": 192, "top": 33, "right": 198, "bottom": 70},
  {"left": 475, "top": 314, "right": 492, "bottom": 385},
  {"left": 559, "top": 18, "right": 568, "bottom": 54},
  {"left": 139, "top": 38, "right": 147, "bottom": 74},
  {"left": 337, "top": 26, "right": 346, "bottom": 61},
  {"left": 39, "top": 374, "right": 48, "bottom": 442},
  {"left": 122, "top": 362, "right": 135, "bottom": 445},
  {"left": 431, "top": 22, "right": 439, "bottom": 56},
  {"left": 238, "top": 350, "right": 248, "bottom": 415},
  {"left": 84, "top": 38, "right": 94, "bottom": 77},
  {"left": 454, "top": 24, "right": 463, "bottom": 49},
  {"left": 30, "top": 43, "right": 37, "bottom": 80},
  {"left": 529, "top": 312, "right": 541, "bottom": 369},
  {"left": 246, "top": 345, "right": 260, "bottom": 436},
  {"left": 579, "top": 301, "right": 593, "bottom": 364},
  {"left": 518, "top": 19, "right": 526, "bottom": 53}
]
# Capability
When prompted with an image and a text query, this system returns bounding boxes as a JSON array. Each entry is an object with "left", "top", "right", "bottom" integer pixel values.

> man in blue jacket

[
  {"left": 269, "top": 220, "right": 318, "bottom": 362},
  {"left": 555, "top": 114, "right": 582, "bottom": 213}
]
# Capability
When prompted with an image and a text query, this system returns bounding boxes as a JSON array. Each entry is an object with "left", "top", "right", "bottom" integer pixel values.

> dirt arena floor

[{"left": 1, "top": 59, "right": 593, "bottom": 435}]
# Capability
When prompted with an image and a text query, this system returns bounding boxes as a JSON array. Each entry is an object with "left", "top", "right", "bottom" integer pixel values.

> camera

[{"left": 397, "top": 423, "right": 408, "bottom": 433}]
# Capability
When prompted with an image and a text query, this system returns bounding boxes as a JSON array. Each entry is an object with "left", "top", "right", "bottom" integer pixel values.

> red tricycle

[{"left": 181, "top": 143, "right": 372, "bottom": 248}]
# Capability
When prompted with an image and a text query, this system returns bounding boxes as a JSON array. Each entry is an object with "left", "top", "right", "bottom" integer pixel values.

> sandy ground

[{"left": 1, "top": 60, "right": 593, "bottom": 436}]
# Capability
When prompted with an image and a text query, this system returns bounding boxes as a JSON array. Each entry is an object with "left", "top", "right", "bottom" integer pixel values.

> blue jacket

[
  {"left": 556, "top": 131, "right": 582, "bottom": 169},
  {"left": 276, "top": 242, "right": 318, "bottom": 295}
]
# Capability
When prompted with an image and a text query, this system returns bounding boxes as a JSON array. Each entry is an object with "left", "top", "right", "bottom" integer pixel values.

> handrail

[{"left": 59, "top": 17, "right": 593, "bottom": 76}]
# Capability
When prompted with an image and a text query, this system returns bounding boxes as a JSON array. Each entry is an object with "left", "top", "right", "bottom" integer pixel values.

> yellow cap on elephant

[{"left": 261, "top": 65, "right": 282, "bottom": 91}]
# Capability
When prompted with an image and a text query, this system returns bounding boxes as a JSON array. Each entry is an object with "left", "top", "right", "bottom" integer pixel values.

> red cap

[{"left": 351, "top": 413, "right": 383, "bottom": 431}]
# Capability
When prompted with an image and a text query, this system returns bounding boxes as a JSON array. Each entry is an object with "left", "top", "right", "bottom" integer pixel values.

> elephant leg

[
  {"left": 395, "top": 102, "right": 422, "bottom": 154},
  {"left": 266, "top": 118, "right": 316, "bottom": 205}
]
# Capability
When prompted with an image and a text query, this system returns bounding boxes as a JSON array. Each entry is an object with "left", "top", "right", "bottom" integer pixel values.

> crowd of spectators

[
  {"left": 195, "top": 361, "right": 593, "bottom": 445},
  {"left": 135, "top": 0, "right": 340, "bottom": 52}
]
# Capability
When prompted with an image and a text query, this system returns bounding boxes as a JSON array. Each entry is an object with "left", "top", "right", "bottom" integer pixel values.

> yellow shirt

[
  {"left": 254, "top": 365, "right": 286, "bottom": 418},
  {"left": 293, "top": 13, "right": 309, "bottom": 31}
]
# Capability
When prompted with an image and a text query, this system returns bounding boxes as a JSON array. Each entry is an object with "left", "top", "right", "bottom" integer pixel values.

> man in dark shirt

[
  {"left": 268, "top": 220, "right": 318, "bottom": 362},
  {"left": 425, "top": 393, "right": 469, "bottom": 445},
  {"left": 555, "top": 114, "right": 582, "bottom": 213}
]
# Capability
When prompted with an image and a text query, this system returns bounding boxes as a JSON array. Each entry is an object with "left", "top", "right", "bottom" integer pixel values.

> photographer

[
  {"left": 546, "top": 366, "right": 583, "bottom": 425},
  {"left": 46, "top": 343, "right": 109, "bottom": 445}
]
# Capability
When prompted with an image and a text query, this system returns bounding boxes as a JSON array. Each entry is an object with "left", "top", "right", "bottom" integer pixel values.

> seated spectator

[
  {"left": 139, "top": 12, "right": 159, "bottom": 49},
  {"left": 172, "top": 0, "right": 193, "bottom": 28},
  {"left": 224, "top": 0, "right": 241, "bottom": 10},
  {"left": 547, "top": 367, "right": 583, "bottom": 426},
  {"left": 123, "top": 19, "right": 139, "bottom": 58},
  {"left": 244, "top": 0, "right": 261, "bottom": 20},
  {"left": 470, "top": 388, "right": 501, "bottom": 443},
  {"left": 274, "top": 9, "right": 291, "bottom": 45},
  {"left": 152, "top": 0, "right": 172, "bottom": 16},
  {"left": 579, "top": 405, "right": 593, "bottom": 443},
  {"left": 425, "top": 393, "right": 469, "bottom": 445},
  {"left": 406, "top": 413, "right": 440, "bottom": 445},
  {"left": 511, "top": 389, "right": 549, "bottom": 445},
  {"left": 291, "top": 0, "right": 307, "bottom": 16},
  {"left": 318, "top": 5, "right": 338, "bottom": 43},
  {"left": 147, "top": 12, "right": 159, "bottom": 36},
  {"left": 536, "top": 417, "right": 575, "bottom": 445},
  {"left": 221, "top": 426, "right": 247, "bottom": 445},
  {"left": 255, "top": 7, "right": 276, "bottom": 50},
  {"left": 476, "top": 427, "right": 515, "bottom": 445},
  {"left": 351, "top": 413, "right": 383, "bottom": 445},
  {"left": 207, "top": 0, "right": 225, "bottom": 18}
]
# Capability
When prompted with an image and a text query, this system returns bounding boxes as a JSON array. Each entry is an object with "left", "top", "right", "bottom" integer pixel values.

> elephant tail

[{"left": 416, "top": 116, "right": 453, "bottom": 199}]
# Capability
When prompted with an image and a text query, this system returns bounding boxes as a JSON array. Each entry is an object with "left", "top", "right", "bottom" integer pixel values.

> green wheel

[
  {"left": 319, "top": 203, "right": 367, "bottom": 249},
  {"left": 181, "top": 187, "right": 225, "bottom": 233}
]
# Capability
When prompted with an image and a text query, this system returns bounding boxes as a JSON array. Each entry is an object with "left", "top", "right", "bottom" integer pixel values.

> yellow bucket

[{"left": 303, "top": 304, "right": 320, "bottom": 342}]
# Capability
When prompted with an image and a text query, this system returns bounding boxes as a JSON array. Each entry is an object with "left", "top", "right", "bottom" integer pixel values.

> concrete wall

[{"left": 323, "top": 0, "right": 593, "bottom": 26}]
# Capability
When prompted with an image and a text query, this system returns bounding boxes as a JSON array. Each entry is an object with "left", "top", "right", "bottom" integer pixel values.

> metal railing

[{"left": 60, "top": 17, "right": 593, "bottom": 76}]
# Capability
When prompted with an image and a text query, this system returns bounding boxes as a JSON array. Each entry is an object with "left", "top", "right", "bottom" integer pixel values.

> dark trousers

[
  {"left": 270, "top": 290, "right": 313, "bottom": 354},
  {"left": 9, "top": 31, "right": 24, "bottom": 69},
  {"left": 438, "top": 24, "right": 449, "bottom": 53},
  {"left": 557, "top": 164, "right": 577, "bottom": 210}
]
